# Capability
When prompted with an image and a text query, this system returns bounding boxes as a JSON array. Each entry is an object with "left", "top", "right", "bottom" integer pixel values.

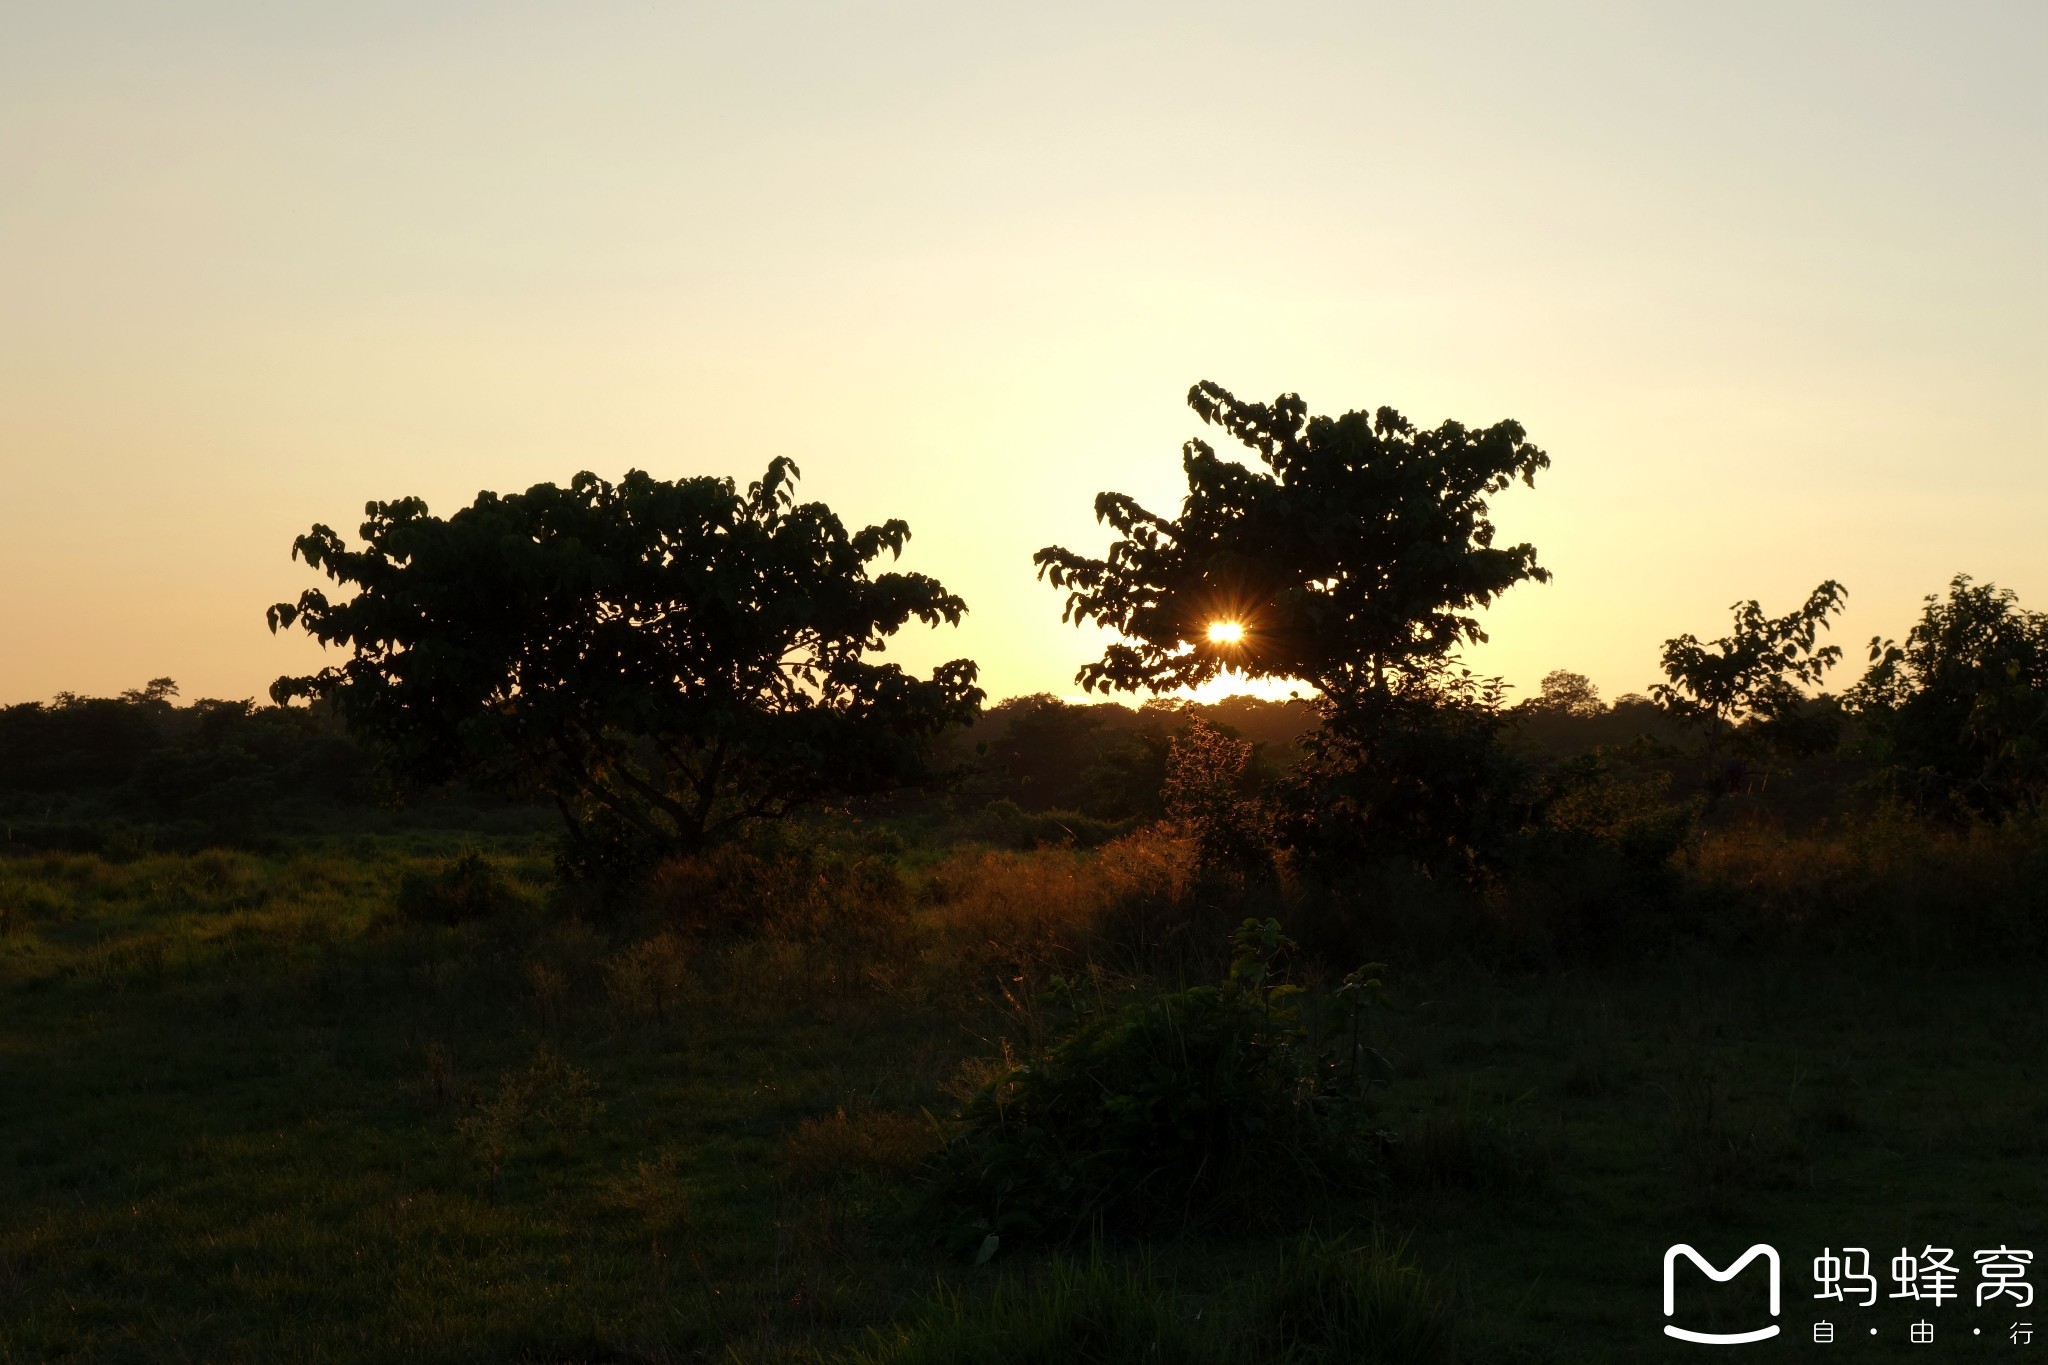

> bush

[
  {"left": 454, "top": 1044, "right": 603, "bottom": 1192},
  {"left": 971, "top": 799, "right": 1131, "bottom": 850},
  {"left": 1161, "top": 718, "right": 1271, "bottom": 881},
  {"left": 1690, "top": 811, "right": 2048, "bottom": 958},
  {"left": 1851, "top": 574, "right": 2048, "bottom": 820},
  {"left": 395, "top": 849, "right": 505, "bottom": 924},
  {"left": 935, "top": 920, "right": 1388, "bottom": 1242},
  {"left": 1277, "top": 674, "right": 1535, "bottom": 882},
  {"left": 602, "top": 930, "right": 690, "bottom": 1023},
  {"left": 1492, "top": 750, "right": 1695, "bottom": 952},
  {"left": 644, "top": 840, "right": 909, "bottom": 940}
]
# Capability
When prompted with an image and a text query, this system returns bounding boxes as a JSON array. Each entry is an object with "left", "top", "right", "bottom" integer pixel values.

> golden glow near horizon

[
  {"left": 1206, "top": 620, "right": 1246, "bottom": 646},
  {"left": 0, "top": 5, "right": 2041, "bottom": 708}
]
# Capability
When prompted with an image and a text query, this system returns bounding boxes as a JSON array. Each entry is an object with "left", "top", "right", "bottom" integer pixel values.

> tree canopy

[
  {"left": 1034, "top": 382, "right": 1550, "bottom": 704},
  {"left": 268, "top": 459, "right": 982, "bottom": 869},
  {"left": 1651, "top": 582, "right": 1847, "bottom": 754},
  {"left": 1850, "top": 574, "right": 2048, "bottom": 817},
  {"left": 1521, "top": 669, "right": 1604, "bottom": 719}
]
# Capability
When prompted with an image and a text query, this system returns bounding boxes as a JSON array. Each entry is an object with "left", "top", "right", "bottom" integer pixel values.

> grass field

[{"left": 2, "top": 828, "right": 2042, "bottom": 1362}]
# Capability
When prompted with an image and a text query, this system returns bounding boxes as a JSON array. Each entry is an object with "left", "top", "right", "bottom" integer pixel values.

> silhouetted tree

[
  {"left": 1850, "top": 574, "right": 2048, "bottom": 818},
  {"left": 972, "top": 694, "right": 1116, "bottom": 812},
  {"left": 1652, "top": 582, "right": 1848, "bottom": 773},
  {"left": 268, "top": 459, "right": 983, "bottom": 873},
  {"left": 1508, "top": 670, "right": 1671, "bottom": 764},
  {"left": 1523, "top": 669, "right": 1603, "bottom": 718},
  {"left": 0, "top": 679, "right": 178, "bottom": 793},
  {"left": 1036, "top": 382, "right": 1552, "bottom": 874},
  {"left": 1035, "top": 382, "right": 1550, "bottom": 704},
  {"left": 0, "top": 681, "right": 373, "bottom": 848},
  {"left": 1273, "top": 667, "right": 1534, "bottom": 878}
]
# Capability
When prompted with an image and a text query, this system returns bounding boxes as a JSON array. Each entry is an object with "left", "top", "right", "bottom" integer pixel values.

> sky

[{"left": 2, "top": 1, "right": 2042, "bottom": 709}]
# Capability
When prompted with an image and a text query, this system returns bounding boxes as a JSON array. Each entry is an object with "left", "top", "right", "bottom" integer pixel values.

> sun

[{"left": 1206, "top": 620, "right": 1245, "bottom": 645}]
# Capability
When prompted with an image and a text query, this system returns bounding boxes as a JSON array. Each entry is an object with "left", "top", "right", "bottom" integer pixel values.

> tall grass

[{"left": 1687, "top": 809, "right": 2048, "bottom": 956}]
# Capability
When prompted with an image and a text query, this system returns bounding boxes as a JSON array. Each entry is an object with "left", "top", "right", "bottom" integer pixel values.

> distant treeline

[
  {"left": 0, "top": 671, "right": 1741, "bottom": 852},
  {"left": 0, "top": 679, "right": 381, "bottom": 852},
  {"left": 2, "top": 618, "right": 2030, "bottom": 860},
  {"left": 950, "top": 694, "right": 1315, "bottom": 815},
  {"left": 1, "top": 681, "right": 1331, "bottom": 852}
]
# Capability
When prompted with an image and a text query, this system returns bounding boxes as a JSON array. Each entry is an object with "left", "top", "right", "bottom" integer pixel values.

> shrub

[
  {"left": 1852, "top": 574, "right": 2048, "bottom": 819},
  {"left": 644, "top": 841, "right": 908, "bottom": 939},
  {"left": 1493, "top": 750, "right": 1695, "bottom": 951},
  {"left": 971, "top": 799, "right": 1130, "bottom": 850},
  {"left": 603, "top": 931, "right": 690, "bottom": 1024},
  {"left": 915, "top": 847, "right": 1114, "bottom": 1005},
  {"left": 395, "top": 849, "right": 504, "bottom": 924},
  {"left": 935, "top": 919, "right": 1388, "bottom": 1242},
  {"left": 1161, "top": 718, "right": 1271, "bottom": 880},
  {"left": 1690, "top": 811, "right": 2048, "bottom": 958},
  {"left": 455, "top": 1045, "right": 603, "bottom": 1192},
  {"left": 1276, "top": 673, "right": 1535, "bottom": 882}
]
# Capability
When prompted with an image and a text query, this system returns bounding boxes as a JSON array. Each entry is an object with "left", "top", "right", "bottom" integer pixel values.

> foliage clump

[
  {"left": 602, "top": 930, "right": 690, "bottom": 1023},
  {"left": 1851, "top": 574, "right": 2048, "bottom": 819},
  {"left": 395, "top": 849, "right": 506, "bottom": 924},
  {"left": 1161, "top": 717, "right": 1270, "bottom": 878},
  {"left": 1510, "top": 752, "right": 1694, "bottom": 926},
  {"left": 455, "top": 1045, "right": 603, "bottom": 1193},
  {"left": 644, "top": 837, "right": 910, "bottom": 941},
  {"left": 936, "top": 919, "right": 1387, "bottom": 1242},
  {"left": 1276, "top": 668, "right": 1532, "bottom": 879},
  {"left": 970, "top": 798, "right": 1131, "bottom": 851},
  {"left": 1036, "top": 381, "right": 1552, "bottom": 878},
  {"left": 1036, "top": 382, "right": 1549, "bottom": 701},
  {"left": 0, "top": 678, "right": 376, "bottom": 852},
  {"left": 1652, "top": 582, "right": 1849, "bottom": 787},
  {"left": 268, "top": 459, "right": 981, "bottom": 877}
]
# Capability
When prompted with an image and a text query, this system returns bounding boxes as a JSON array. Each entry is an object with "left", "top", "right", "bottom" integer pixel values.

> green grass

[
  {"left": 1369, "top": 956, "right": 2047, "bottom": 1359},
  {"left": 1, "top": 834, "right": 2042, "bottom": 1362},
  {"left": 838, "top": 1236, "right": 1453, "bottom": 1364}
]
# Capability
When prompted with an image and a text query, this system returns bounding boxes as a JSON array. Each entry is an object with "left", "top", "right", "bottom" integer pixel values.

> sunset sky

[{"left": 3, "top": 2, "right": 2042, "bottom": 709}]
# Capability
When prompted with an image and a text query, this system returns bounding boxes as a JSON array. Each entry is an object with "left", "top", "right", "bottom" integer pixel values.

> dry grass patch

[{"left": 781, "top": 1107, "right": 941, "bottom": 1189}]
